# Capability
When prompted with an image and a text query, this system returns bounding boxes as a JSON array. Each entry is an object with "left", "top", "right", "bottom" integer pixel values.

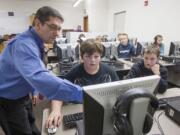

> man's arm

[{"left": 13, "top": 41, "right": 82, "bottom": 102}]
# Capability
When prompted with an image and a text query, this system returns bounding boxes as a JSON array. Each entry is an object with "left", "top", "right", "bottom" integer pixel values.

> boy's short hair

[
  {"left": 143, "top": 45, "right": 160, "bottom": 57},
  {"left": 118, "top": 33, "right": 128, "bottom": 38},
  {"left": 80, "top": 39, "right": 103, "bottom": 57}
]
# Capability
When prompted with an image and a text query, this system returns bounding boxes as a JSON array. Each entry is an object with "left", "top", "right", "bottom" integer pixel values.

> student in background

[
  {"left": 96, "top": 35, "right": 103, "bottom": 42},
  {"left": 75, "top": 25, "right": 83, "bottom": 32},
  {"left": 76, "top": 33, "right": 86, "bottom": 60},
  {"left": 153, "top": 34, "right": 165, "bottom": 55},
  {"left": 46, "top": 39, "right": 119, "bottom": 128},
  {"left": 117, "top": 33, "right": 135, "bottom": 58},
  {"left": 102, "top": 35, "right": 108, "bottom": 42},
  {"left": 125, "top": 45, "right": 168, "bottom": 94},
  {"left": 77, "top": 33, "right": 86, "bottom": 45}
]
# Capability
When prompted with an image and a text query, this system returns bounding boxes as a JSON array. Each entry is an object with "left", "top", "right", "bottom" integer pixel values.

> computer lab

[{"left": 0, "top": 0, "right": 180, "bottom": 135}]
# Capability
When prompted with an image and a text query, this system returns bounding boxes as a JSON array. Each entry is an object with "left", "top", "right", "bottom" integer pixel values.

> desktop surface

[{"left": 42, "top": 87, "right": 180, "bottom": 135}]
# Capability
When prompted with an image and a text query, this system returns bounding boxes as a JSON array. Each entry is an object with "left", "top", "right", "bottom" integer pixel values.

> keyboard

[
  {"left": 158, "top": 96, "right": 180, "bottom": 109},
  {"left": 63, "top": 112, "right": 83, "bottom": 129}
]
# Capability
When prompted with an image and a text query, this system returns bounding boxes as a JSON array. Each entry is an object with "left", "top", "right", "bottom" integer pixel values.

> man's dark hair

[{"left": 35, "top": 6, "right": 64, "bottom": 24}]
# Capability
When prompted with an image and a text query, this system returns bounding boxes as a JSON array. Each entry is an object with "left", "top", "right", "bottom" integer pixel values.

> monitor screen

[
  {"left": 56, "top": 43, "right": 78, "bottom": 62},
  {"left": 56, "top": 37, "right": 67, "bottom": 44},
  {"left": 83, "top": 75, "right": 160, "bottom": 135},
  {"left": 101, "top": 42, "right": 119, "bottom": 60},
  {"left": 169, "top": 41, "right": 180, "bottom": 56},
  {"left": 101, "top": 42, "right": 112, "bottom": 59}
]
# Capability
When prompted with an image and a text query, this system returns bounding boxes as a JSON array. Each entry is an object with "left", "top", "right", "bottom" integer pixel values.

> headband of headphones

[{"left": 113, "top": 88, "right": 158, "bottom": 116}]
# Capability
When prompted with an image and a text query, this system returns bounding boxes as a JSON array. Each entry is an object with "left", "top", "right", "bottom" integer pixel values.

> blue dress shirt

[{"left": 0, "top": 27, "right": 82, "bottom": 102}]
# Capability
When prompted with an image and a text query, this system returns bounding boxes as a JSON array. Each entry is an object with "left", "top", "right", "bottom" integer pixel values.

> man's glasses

[{"left": 45, "top": 23, "right": 62, "bottom": 31}]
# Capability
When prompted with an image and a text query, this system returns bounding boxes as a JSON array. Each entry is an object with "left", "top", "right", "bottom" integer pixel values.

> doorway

[
  {"left": 113, "top": 11, "right": 126, "bottom": 33},
  {"left": 83, "top": 16, "right": 88, "bottom": 32}
]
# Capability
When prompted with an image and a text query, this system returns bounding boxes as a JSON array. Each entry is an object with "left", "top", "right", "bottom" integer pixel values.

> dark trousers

[{"left": 0, "top": 96, "right": 41, "bottom": 135}]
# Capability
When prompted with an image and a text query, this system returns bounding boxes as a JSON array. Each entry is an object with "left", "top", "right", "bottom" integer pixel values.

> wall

[
  {"left": 0, "top": 0, "right": 84, "bottom": 35},
  {"left": 107, "top": 0, "right": 180, "bottom": 54},
  {"left": 85, "top": 0, "right": 108, "bottom": 32}
]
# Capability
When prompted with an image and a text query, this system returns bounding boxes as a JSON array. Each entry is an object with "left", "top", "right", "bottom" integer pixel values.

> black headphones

[{"left": 113, "top": 88, "right": 159, "bottom": 135}]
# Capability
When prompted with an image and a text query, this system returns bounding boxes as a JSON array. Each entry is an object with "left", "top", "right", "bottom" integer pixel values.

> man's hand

[
  {"left": 151, "top": 64, "right": 160, "bottom": 75},
  {"left": 45, "top": 111, "right": 62, "bottom": 128}
]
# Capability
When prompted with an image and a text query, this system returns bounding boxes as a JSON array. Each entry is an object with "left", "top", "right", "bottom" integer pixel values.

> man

[
  {"left": 117, "top": 33, "right": 135, "bottom": 58},
  {"left": 0, "top": 6, "right": 82, "bottom": 135},
  {"left": 125, "top": 45, "right": 168, "bottom": 94},
  {"left": 46, "top": 39, "right": 119, "bottom": 128}
]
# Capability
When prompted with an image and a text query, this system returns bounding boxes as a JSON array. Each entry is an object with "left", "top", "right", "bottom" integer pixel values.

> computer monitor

[
  {"left": 56, "top": 43, "right": 79, "bottom": 62},
  {"left": 101, "top": 42, "right": 119, "bottom": 60},
  {"left": 56, "top": 37, "right": 67, "bottom": 44},
  {"left": 129, "top": 38, "right": 137, "bottom": 46},
  {"left": 169, "top": 41, "right": 180, "bottom": 56},
  {"left": 111, "top": 42, "right": 119, "bottom": 58},
  {"left": 106, "top": 37, "right": 116, "bottom": 42},
  {"left": 83, "top": 75, "right": 160, "bottom": 135},
  {"left": 101, "top": 42, "right": 112, "bottom": 59}
]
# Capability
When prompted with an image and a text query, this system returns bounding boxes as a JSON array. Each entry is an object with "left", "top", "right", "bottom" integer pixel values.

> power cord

[{"left": 154, "top": 111, "right": 165, "bottom": 135}]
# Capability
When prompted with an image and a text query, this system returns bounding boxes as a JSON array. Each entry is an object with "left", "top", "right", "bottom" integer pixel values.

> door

[
  {"left": 113, "top": 11, "right": 126, "bottom": 33},
  {"left": 83, "top": 16, "right": 88, "bottom": 32}
]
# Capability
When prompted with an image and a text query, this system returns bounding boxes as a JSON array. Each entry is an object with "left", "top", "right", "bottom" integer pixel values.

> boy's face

[
  {"left": 156, "top": 37, "right": 163, "bottom": 45},
  {"left": 143, "top": 53, "right": 158, "bottom": 69},
  {"left": 119, "top": 35, "right": 128, "bottom": 46},
  {"left": 82, "top": 52, "right": 101, "bottom": 71}
]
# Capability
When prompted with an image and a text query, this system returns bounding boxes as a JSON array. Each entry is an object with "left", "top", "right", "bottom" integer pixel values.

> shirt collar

[{"left": 29, "top": 26, "right": 44, "bottom": 50}]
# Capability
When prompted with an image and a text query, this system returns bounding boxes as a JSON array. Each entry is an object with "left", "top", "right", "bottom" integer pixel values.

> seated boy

[
  {"left": 125, "top": 45, "right": 168, "bottom": 94},
  {"left": 117, "top": 33, "right": 135, "bottom": 58},
  {"left": 46, "top": 39, "right": 119, "bottom": 128}
]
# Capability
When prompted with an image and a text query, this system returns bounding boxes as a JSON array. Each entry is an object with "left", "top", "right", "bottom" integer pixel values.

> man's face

[
  {"left": 119, "top": 35, "right": 128, "bottom": 46},
  {"left": 143, "top": 53, "right": 158, "bottom": 69},
  {"left": 37, "top": 16, "right": 62, "bottom": 43},
  {"left": 82, "top": 52, "right": 101, "bottom": 72}
]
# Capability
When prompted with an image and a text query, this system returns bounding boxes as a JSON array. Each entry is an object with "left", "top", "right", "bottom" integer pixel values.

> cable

[{"left": 154, "top": 111, "right": 165, "bottom": 135}]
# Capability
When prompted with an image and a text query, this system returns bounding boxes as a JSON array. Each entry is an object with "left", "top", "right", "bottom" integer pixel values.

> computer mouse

[{"left": 48, "top": 126, "right": 57, "bottom": 134}]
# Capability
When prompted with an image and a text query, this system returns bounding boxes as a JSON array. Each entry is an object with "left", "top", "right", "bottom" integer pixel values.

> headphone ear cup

[
  {"left": 143, "top": 112, "right": 153, "bottom": 134},
  {"left": 114, "top": 116, "right": 133, "bottom": 135}
]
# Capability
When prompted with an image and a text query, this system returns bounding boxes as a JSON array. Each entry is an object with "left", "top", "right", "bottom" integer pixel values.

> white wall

[
  {"left": 107, "top": 0, "right": 180, "bottom": 54},
  {"left": 85, "top": 0, "right": 108, "bottom": 32},
  {"left": 0, "top": 0, "right": 84, "bottom": 35}
]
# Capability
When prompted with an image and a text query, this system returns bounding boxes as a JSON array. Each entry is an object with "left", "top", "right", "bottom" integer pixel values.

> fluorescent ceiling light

[{"left": 73, "top": 0, "right": 83, "bottom": 7}]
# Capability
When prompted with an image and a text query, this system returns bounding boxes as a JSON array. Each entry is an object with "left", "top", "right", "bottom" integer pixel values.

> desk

[
  {"left": 42, "top": 88, "right": 180, "bottom": 135},
  {"left": 147, "top": 88, "right": 180, "bottom": 135},
  {"left": 42, "top": 104, "right": 82, "bottom": 135},
  {"left": 159, "top": 60, "right": 175, "bottom": 67}
]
